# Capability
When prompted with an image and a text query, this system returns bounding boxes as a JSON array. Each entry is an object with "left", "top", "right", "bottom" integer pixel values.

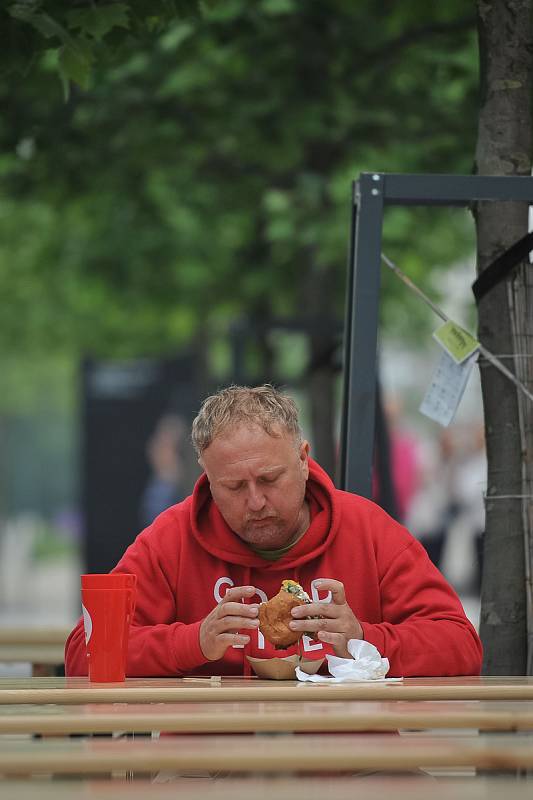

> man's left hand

[{"left": 289, "top": 578, "right": 363, "bottom": 658}]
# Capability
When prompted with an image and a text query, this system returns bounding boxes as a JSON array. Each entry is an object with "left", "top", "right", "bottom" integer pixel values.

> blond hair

[{"left": 191, "top": 384, "right": 302, "bottom": 457}]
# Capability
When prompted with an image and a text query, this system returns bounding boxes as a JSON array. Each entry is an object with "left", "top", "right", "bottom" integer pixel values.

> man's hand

[
  {"left": 289, "top": 579, "right": 363, "bottom": 658},
  {"left": 199, "top": 585, "right": 259, "bottom": 662}
]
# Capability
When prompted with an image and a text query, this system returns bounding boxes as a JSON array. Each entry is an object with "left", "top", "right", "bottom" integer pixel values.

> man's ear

[{"left": 299, "top": 440, "right": 310, "bottom": 478}]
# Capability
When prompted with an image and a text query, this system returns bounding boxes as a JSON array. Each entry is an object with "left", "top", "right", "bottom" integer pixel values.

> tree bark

[{"left": 474, "top": 0, "right": 533, "bottom": 673}]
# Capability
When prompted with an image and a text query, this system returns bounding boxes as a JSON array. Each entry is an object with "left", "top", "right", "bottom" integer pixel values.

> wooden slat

[
  {"left": 0, "top": 628, "right": 70, "bottom": 646},
  {"left": 0, "top": 645, "right": 65, "bottom": 665},
  {"left": 0, "top": 777, "right": 531, "bottom": 800},
  {"left": 0, "top": 733, "right": 533, "bottom": 774},
  {"left": 2, "top": 676, "right": 533, "bottom": 704},
  {"left": 0, "top": 699, "right": 533, "bottom": 735}
]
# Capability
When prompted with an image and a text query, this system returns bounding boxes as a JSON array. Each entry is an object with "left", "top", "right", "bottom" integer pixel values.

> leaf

[
  {"left": 58, "top": 69, "right": 70, "bottom": 102},
  {"left": 8, "top": 7, "right": 71, "bottom": 43},
  {"left": 58, "top": 41, "right": 93, "bottom": 92},
  {"left": 260, "top": 0, "right": 296, "bottom": 15},
  {"left": 7, "top": 1, "right": 43, "bottom": 22},
  {"left": 67, "top": 4, "right": 130, "bottom": 40}
]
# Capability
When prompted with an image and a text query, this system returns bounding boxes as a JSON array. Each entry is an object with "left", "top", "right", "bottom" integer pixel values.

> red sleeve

[
  {"left": 65, "top": 528, "right": 208, "bottom": 677},
  {"left": 360, "top": 538, "right": 483, "bottom": 677}
]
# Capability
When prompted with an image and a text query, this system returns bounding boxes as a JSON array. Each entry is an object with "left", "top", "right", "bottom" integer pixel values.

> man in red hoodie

[{"left": 65, "top": 384, "right": 482, "bottom": 678}]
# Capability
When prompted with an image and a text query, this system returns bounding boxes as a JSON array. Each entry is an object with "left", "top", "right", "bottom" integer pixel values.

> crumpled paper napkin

[{"left": 295, "top": 639, "right": 402, "bottom": 683}]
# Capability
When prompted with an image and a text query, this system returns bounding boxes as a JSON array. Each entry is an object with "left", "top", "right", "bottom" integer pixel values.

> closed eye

[{"left": 260, "top": 475, "right": 279, "bottom": 484}]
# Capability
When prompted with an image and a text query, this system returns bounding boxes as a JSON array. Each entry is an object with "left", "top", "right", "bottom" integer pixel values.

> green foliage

[
  {"left": 2, "top": 1, "right": 201, "bottom": 93},
  {"left": 67, "top": 4, "right": 130, "bottom": 39},
  {"left": 32, "top": 521, "right": 78, "bottom": 560},
  {"left": 0, "top": 1, "right": 480, "bottom": 368}
]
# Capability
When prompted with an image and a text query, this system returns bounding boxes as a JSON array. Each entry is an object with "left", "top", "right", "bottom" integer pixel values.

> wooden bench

[
  {"left": 2, "top": 675, "right": 533, "bottom": 704},
  {"left": 0, "top": 732, "right": 533, "bottom": 775},
  {"left": 0, "top": 698, "right": 533, "bottom": 735},
  {"left": 0, "top": 776, "right": 531, "bottom": 800},
  {"left": 0, "top": 627, "right": 70, "bottom": 676}
]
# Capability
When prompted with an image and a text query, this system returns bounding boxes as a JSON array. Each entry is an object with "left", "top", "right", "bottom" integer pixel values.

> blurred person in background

[
  {"left": 440, "top": 424, "right": 486, "bottom": 595},
  {"left": 372, "top": 395, "right": 421, "bottom": 524},
  {"left": 139, "top": 414, "right": 187, "bottom": 527},
  {"left": 406, "top": 424, "right": 486, "bottom": 595},
  {"left": 406, "top": 428, "right": 457, "bottom": 570}
]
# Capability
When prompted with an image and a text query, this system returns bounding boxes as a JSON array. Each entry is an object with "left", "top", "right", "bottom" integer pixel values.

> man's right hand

[{"left": 199, "top": 585, "right": 260, "bottom": 662}]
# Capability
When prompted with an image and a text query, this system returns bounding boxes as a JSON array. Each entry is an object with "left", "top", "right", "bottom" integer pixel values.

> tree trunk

[
  {"left": 474, "top": 0, "right": 533, "bottom": 673},
  {"left": 510, "top": 247, "right": 533, "bottom": 673}
]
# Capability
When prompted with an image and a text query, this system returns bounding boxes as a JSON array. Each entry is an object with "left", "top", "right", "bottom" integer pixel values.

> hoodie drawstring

[{"left": 242, "top": 566, "right": 252, "bottom": 677}]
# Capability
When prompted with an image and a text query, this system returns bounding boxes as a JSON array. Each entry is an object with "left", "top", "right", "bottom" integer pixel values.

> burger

[{"left": 258, "top": 579, "right": 312, "bottom": 648}]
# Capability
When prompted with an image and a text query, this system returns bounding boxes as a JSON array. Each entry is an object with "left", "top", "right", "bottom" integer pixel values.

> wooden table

[
  {"left": 0, "top": 777, "right": 531, "bottom": 800},
  {"left": 0, "top": 777, "right": 532, "bottom": 800},
  {"left": 0, "top": 627, "right": 70, "bottom": 672},
  {"left": 0, "top": 627, "right": 70, "bottom": 647},
  {"left": 0, "top": 733, "right": 532, "bottom": 774},
  {"left": 0, "top": 645, "right": 65, "bottom": 665},
  {"left": 1, "top": 699, "right": 533, "bottom": 734},
  {"left": 1, "top": 676, "right": 533, "bottom": 704}
]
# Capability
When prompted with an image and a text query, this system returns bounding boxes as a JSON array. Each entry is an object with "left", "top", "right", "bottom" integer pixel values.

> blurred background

[{"left": 0, "top": 3, "right": 484, "bottom": 646}]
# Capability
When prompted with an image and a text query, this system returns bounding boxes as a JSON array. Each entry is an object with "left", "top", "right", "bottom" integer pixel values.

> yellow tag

[{"left": 433, "top": 321, "right": 479, "bottom": 364}]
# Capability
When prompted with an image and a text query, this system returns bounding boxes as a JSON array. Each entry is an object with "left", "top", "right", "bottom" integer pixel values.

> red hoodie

[{"left": 65, "top": 459, "right": 482, "bottom": 677}]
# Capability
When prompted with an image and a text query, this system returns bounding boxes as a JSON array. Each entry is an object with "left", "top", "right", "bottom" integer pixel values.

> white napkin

[{"left": 295, "top": 639, "right": 402, "bottom": 683}]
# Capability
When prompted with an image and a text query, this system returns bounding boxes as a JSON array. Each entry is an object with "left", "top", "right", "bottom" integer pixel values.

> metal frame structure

[{"left": 339, "top": 172, "right": 533, "bottom": 495}]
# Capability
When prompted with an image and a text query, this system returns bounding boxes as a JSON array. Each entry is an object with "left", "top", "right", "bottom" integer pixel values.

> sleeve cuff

[
  {"left": 170, "top": 620, "right": 208, "bottom": 673},
  {"left": 359, "top": 621, "right": 386, "bottom": 655}
]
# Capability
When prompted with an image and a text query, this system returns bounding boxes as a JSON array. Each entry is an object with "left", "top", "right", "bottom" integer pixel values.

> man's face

[{"left": 200, "top": 423, "right": 310, "bottom": 550}]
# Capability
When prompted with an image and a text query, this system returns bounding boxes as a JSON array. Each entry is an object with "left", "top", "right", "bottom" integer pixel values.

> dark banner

[{"left": 81, "top": 354, "right": 202, "bottom": 573}]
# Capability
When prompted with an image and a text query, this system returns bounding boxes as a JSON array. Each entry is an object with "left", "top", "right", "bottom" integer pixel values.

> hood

[{"left": 190, "top": 458, "right": 340, "bottom": 570}]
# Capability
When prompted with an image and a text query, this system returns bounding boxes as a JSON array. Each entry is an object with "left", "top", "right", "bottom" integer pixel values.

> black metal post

[{"left": 339, "top": 173, "right": 533, "bottom": 496}]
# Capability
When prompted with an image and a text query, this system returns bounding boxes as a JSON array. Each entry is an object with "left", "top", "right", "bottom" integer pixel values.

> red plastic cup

[
  {"left": 80, "top": 575, "right": 136, "bottom": 682},
  {"left": 81, "top": 573, "right": 137, "bottom": 590}
]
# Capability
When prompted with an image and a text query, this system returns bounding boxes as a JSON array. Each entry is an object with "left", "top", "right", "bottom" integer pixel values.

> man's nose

[{"left": 247, "top": 484, "right": 266, "bottom": 511}]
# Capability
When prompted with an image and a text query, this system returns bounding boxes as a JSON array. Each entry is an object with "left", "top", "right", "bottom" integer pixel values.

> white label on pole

[{"left": 419, "top": 350, "right": 478, "bottom": 427}]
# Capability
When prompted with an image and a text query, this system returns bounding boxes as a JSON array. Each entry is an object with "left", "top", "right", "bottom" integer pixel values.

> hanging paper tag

[
  {"left": 420, "top": 350, "right": 478, "bottom": 427},
  {"left": 432, "top": 320, "right": 479, "bottom": 364}
]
